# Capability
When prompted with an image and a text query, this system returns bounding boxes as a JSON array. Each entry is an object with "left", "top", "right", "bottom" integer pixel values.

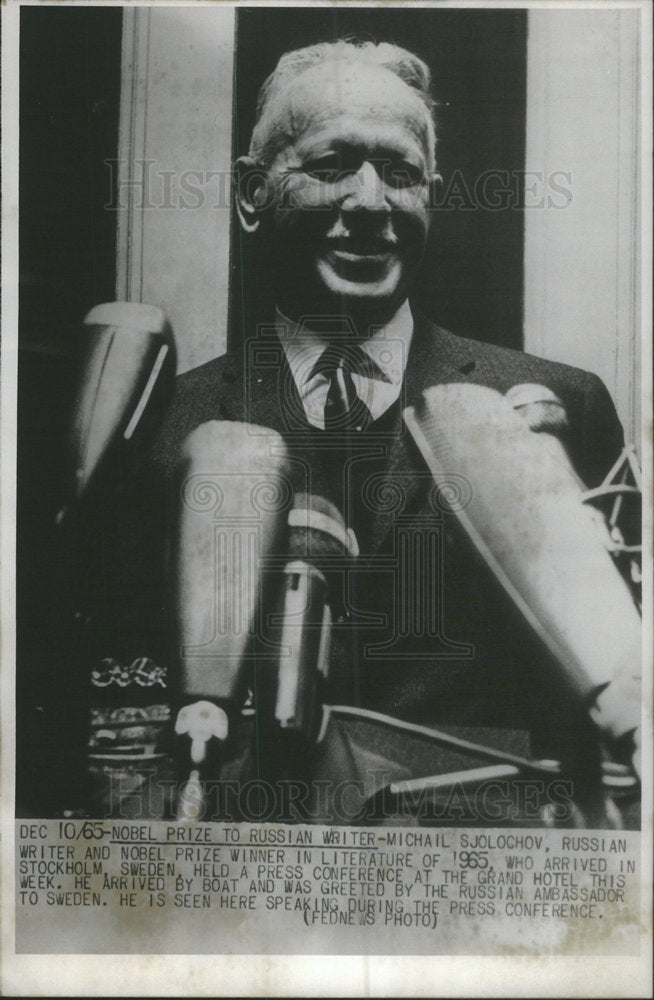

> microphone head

[
  {"left": 67, "top": 301, "right": 174, "bottom": 507},
  {"left": 403, "top": 383, "right": 641, "bottom": 736},
  {"left": 178, "top": 420, "right": 290, "bottom": 481},
  {"left": 288, "top": 493, "right": 358, "bottom": 560},
  {"left": 83, "top": 301, "right": 170, "bottom": 336},
  {"left": 506, "top": 383, "right": 570, "bottom": 438},
  {"left": 175, "top": 421, "right": 292, "bottom": 705}
]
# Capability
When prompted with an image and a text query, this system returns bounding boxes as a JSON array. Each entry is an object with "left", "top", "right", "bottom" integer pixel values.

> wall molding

[
  {"left": 524, "top": 9, "right": 641, "bottom": 450},
  {"left": 116, "top": 7, "right": 236, "bottom": 372}
]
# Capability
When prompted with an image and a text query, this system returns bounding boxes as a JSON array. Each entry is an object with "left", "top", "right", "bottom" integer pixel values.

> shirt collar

[{"left": 275, "top": 299, "right": 414, "bottom": 393}]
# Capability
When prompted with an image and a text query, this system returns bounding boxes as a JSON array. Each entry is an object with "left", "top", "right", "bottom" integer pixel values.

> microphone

[
  {"left": 59, "top": 301, "right": 174, "bottom": 523},
  {"left": 403, "top": 384, "right": 641, "bottom": 772},
  {"left": 266, "top": 493, "right": 358, "bottom": 742},
  {"left": 506, "top": 383, "right": 642, "bottom": 608},
  {"left": 505, "top": 383, "right": 582, "bottom": 480},
  {"left": 173, "top": 421, "right": 292, "bottom": 813},
  {"left": 45, "top": 303, "right": 174, "bottom": 813},
  {"left": 506, "top": 383, "right": 615, "bottom": 547}
]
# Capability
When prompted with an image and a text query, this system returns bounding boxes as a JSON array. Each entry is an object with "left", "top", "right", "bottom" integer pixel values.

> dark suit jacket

[
  {"left": 154, "top": 309, "right": 624, "bottom": 806},
  {"left": 157, "top": 309, "right": 623, "bottom": 493}
]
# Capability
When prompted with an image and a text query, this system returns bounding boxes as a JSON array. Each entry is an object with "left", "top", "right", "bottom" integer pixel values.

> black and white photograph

[{"left": 1, "top": 0, "right": 651, "bottom": 994}]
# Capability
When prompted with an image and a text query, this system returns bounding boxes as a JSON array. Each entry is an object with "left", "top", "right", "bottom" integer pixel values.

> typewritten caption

[{"left": 16, "top": 821, "right": 640, "bottom": 955}]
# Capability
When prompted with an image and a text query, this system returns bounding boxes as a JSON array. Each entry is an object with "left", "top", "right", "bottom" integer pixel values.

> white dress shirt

[{"left": 275, "top": 300, "right": 414, "bottom": 430}]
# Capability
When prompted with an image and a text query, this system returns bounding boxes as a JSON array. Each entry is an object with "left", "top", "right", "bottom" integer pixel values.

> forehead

[{"left": 271, "top": 60, "right": 434, "bottom": 161}]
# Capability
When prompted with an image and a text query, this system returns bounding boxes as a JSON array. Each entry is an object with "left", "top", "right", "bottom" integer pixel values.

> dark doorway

[{"left": 18, "top": 7, "right": 123, "bottom": 815}]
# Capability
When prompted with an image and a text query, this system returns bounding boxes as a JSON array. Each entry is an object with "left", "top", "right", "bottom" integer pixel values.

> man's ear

[{"left": 235, "top": 156, "right": 271, "bottom": 234}]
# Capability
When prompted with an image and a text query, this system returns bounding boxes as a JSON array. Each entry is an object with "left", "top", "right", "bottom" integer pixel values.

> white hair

[{"left": 249, "top": 39, "right": 437, "bottom": 168}]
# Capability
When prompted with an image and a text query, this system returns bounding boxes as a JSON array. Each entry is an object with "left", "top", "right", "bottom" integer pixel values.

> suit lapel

[
  {"left": 217, "top": 333, "right": 304, "bottom": 434},
  {"left": 405, "top": 310, "right": 477, "bottom": 404},
  {"left": 368, "top": 311, "right": 477, "bottom": 552}
]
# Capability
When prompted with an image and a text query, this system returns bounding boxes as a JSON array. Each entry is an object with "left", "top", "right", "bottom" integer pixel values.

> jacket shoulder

[
  {"left": 425, "top": 323, "right": 624, "bottom": 488},
  {"left": 152, "top": 353, "right": 232, "bottom": 470},
  {"left": 430, "top": 322, "right": 599, "bottom": 392},
  {"left": 175, "top": 353, "right": 232, "bottom": 396}
]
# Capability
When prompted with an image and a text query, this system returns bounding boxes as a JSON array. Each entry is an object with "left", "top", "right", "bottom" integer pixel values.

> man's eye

[
  {"left": 303, "top": 158, "right": 342, "bottom": 182},
  {"left": 383, "top": 162, "right": 426, "bottom": 188}
]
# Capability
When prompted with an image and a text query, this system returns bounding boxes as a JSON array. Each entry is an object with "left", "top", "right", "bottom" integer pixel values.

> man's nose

[{"left": 339, "top": 160, "right": 390, "bottom": 215}]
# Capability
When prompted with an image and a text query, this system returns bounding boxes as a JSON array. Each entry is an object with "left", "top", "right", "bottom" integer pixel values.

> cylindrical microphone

[
  {"left": 506, "top": 383, "right": 582, "bottom": 480},
  {"left": 60, "top": 301, "right": 174, "bottom": 522},
  {"left": 268, "top": 494, "right": 358, "bottom": 741},
  {"left": 506, "top": 382, "right": 616, "bottom": 548},
  {"left": 403, "top": 384, "right": 641, "bottom": 767},
  {"left": 174, "top": 420, "right": 292, "bottom": 711},
  {"left": 173, "top": 421, "right": 293, "bottom": 818},
  {"left": 50, "top": 303, "right": 174, "bottom": 813},
  {"left": 507, "top": 382, "right": 643, "bottom": 604}
]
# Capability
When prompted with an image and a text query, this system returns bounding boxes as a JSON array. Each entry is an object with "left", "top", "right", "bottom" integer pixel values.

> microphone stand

[{"left": 318, "top": 704, "right": 638, "bottom": 828}]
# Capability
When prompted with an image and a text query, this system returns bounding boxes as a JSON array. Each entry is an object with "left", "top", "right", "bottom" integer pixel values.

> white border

[{"left": 1, "top": 0, "right": 20, "bottom": 994}]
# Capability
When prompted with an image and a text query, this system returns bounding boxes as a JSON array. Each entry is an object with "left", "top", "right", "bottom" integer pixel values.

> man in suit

[{"left": 158, "top": 39, "right": 637, "bottom": 825}]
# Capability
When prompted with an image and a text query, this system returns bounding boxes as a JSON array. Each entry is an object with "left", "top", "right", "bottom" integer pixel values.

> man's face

[{"left": 258, "top": 61, "right": 435, "bottom": 325}]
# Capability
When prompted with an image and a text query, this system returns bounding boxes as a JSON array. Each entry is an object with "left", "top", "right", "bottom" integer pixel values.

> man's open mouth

[
  {"left": 327, "top": 238, "right": 397, "bottom": 268},
  {"left": 328, "top": 249, "right": 393, "bottom": 264},
  {"left": 324, "top": 238, "right": 398, "bottom": 263}
]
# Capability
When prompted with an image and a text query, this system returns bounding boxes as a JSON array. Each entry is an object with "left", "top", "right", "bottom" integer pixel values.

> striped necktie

[{"left": 312, "top": 344, "right": 385, "bottom": 432}]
